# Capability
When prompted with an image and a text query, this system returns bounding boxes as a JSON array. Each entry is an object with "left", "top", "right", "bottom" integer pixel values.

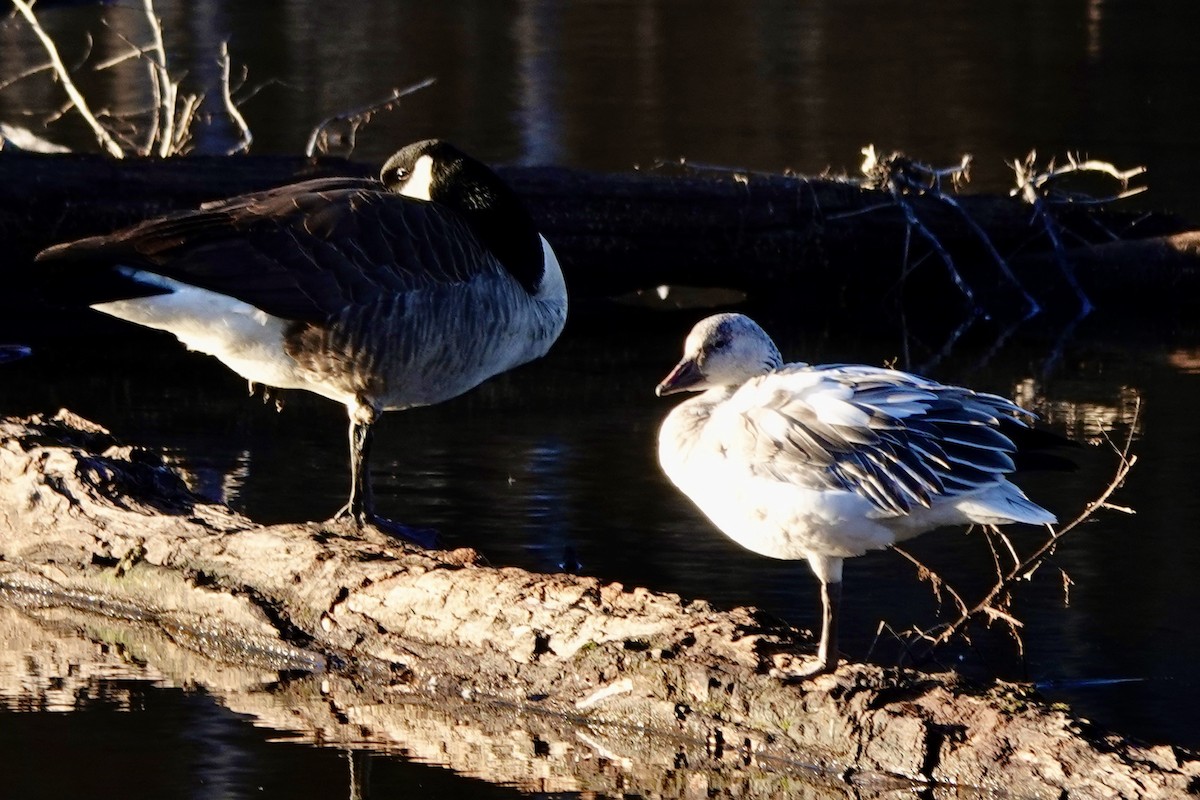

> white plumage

[{"left": 656, "top": 313, "right": 1055, "bottom": 676}]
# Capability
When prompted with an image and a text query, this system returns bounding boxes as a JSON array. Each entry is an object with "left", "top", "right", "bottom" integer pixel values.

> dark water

[
  {"left": 0, "top": 678, "right": 530, "bottom": 800},
  {"left": 3, "top": 1, "right": 1200, "bottom": 797}
]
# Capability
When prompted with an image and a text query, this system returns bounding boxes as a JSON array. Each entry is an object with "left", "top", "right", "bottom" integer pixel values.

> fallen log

[
  {"left": 1, "top": 409, "right": 1196, "bottom": 798},
  {"left": 0, "top": 152, "right": 1196, "bottom": 319}
]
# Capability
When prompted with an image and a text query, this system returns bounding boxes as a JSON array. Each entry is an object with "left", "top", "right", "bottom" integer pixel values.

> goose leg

[
  {"left": 780, "top": 554, "right": 843, "bottom": 678},
  {"left": 814, "top": 579, "right": 842, "bottom": 675},
  {"left": 332, "top": 406, "right": 437, "bottom": 549},
  {"left": 345, "top": 415, "right": 374, "bottom": 521},
  {"left": 772, "top": 577, "right": 843, "bottom": 681}
]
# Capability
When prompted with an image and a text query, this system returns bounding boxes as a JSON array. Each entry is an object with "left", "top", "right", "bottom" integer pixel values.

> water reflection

[
  {"left": 1026, "top": 381, "right": 1142, "bottom": 446},
  {"left": 513, "top": 0, "right": 564, "bottom": 166},
  {"left": 0, "top": 602, "right": 901, "bottom": 799}
]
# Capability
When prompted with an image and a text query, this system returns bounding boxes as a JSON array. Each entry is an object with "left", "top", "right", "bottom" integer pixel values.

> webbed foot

[
  {"left": 769, "top": 652, "right": 840, "bottom": 683},
  {"left": 330, "top": 504, "right": 438, "bottom": 549}
]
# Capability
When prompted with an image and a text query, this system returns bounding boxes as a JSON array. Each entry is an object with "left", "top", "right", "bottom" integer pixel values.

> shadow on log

[
  {"left": 1, "top": 152, "right": 1199, "bottom": 321},
  {"left": 1, "top": 409, "right": 1196, "bottom": 798}
]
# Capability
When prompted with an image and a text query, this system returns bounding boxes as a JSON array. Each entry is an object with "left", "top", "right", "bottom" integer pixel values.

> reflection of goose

[
  {"left": 37, "top": 140, "right": 568, "bottom": 543},
  {"left": 0, "top": 345, "right": 31, "bottom": 364},
  {"left": 656, "top": 313, "right": 1055, "bottom": 676}
]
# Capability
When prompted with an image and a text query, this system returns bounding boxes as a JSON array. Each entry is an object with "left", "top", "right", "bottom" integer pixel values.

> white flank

[{"left": 91, "top": 268, "right": 350, "bottom": 404}]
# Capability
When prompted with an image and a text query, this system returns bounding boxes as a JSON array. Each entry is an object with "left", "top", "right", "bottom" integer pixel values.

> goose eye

[
  {"left": 394, "top": 167, "right": 410, "bottom": 181},
  {"left": 711, "top": 337, "right": 731, "bottom": 351}
]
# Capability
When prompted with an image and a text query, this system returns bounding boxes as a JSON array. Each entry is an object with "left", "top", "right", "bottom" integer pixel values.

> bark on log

[
  {"left": 0, "top": 152, "right": 1196, "bottom": 318},
  {"left": 1, "top": 410, "right": 1197, "bottom": 799}
]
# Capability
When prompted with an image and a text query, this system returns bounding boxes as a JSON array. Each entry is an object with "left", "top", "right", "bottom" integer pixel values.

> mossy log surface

[
  {"left": 0, "top": 152, "right": 1197, "bottom": 316},
  {"left": 0, "top": 410, "right": 1196, "bottom": 799}
]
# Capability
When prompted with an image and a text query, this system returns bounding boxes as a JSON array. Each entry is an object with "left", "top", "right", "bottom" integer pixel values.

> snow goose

[
  {"left": 656, "top": 313, "right": 1056, "bottom": 676},
  {"left": 37, "top": 139, "right": 568, "bottom": 543}
]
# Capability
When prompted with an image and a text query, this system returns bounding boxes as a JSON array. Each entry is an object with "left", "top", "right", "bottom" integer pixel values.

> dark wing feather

[
  {"left": 714, "top": 364, "right": 1034, "bottom": 516},
  {"left": 36, "top": 178, "right": 508, "bottom": 323}
]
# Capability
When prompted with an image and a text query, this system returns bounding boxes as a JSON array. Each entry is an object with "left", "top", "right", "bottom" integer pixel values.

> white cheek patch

[{"left": 398, "top": 154, "right": 434, "bottom": 201}]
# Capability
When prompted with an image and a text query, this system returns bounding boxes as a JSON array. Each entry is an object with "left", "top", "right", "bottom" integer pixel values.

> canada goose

[
  {"left": 37, "top": 140, "right": 568, "bottom": 543},
  {"left": 656, "top": 313, "right": 1056, "bottom": 676}
]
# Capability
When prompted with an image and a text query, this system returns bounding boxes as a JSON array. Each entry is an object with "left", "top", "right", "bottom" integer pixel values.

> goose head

[
  {"left": 380, "top": 139, "right": 548, "bottom": 296},
  {"left": 381, "top": 139, "right": 467, "bottom": 202},
  {"left": 656, "top": 313, "right": 783, "bottom": 396}
]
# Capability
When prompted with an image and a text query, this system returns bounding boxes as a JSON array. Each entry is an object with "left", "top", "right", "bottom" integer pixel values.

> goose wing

[
  {"left": 712, "top": 364, "right": 1033, "bottom": 515},
  {"left": 37, "top": 178, "right": 510, "bottom": 323}
]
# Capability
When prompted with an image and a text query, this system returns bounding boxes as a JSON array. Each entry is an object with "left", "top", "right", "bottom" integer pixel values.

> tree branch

[
  {"left": 218, "top": 42, "right": 251, "bottom": 155},
  {"left": 304, "top": 76, "right": 436, "bottom": 158},
  {"left": 922, "top": 397, "right": 1141, "bottom": 649},
  {"left": 9, "top": 0, "right": 125, "bottom": 158}
]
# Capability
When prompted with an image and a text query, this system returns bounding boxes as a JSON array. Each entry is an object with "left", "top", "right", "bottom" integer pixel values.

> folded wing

[
  {"left": 36, "top": 178, "right": 508, "bottom": 322},
  {"left": 712, "top": 364, "right": 1034, "bottom": 515}
]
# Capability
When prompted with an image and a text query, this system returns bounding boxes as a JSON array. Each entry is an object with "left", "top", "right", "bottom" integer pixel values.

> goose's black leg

[
  {"left": 332, "top": 405, "right": 437, "bottom": 549},
  {"left": 345, "top": 414, "right": 374, "bottom": 521}
]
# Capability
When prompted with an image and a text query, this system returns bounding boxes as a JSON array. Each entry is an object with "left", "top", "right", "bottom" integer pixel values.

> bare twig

[
  {"left": 231, "top": 76, "right": 281, "bottom": 107},
  {"left": 92, "top": 42, "right": 156, "bottom": 73},
  {"left": 991, "top": 526, "right": 1021, "bottom": 572},
  {"left": 171, "top": 92, "right": 203, "bottom": 155},
  {"left": 1010, "top": 151, "right": 1146, "bottom": 315},
  {"left": 144, "top": 56, "right": 163, "bottom": 156},
  {"left": 305, "top": 76, "right": 436, "bottom": 157},
  {"left": 928, "top": 397, "right": 1141, "bottom": 647},
  {"left": 860, "top": 145, "right": 1039, "bottom": 317},
  {"left": 52, "top": 1, "right": 253, "bottom": 157},
  {"left": 42, "top": 98, "right": 76, "bottom": 125},
  {"left": 0, "top": 59, "right": 56, "bottom": 93},
  {"left": 1060, "top": 569, "right": 1074, "bottom": 607},
  {"left": 97, "top": 16, "right": 175, "bottom": 156},
  {"left": 9, "top": 0, "right": 125, "bottom": 158},
  {"left": 864, "top": 619, "right": 929, "bottom": 666},
  {"left": 218, "top": 42, "right": 251, "bottom": 155},
  {"left": 891, "top": 545, "right": 970, "bottom": 618},
  {"left": 139, "top": 0, "right": 175, "bottom": 157},
  {"left": 0, "top": 121, "right": 71, "bottom": 153},
  {"left": 926, "top": 189, "right": 1040, "bottom": 315},
  {"left": 884, "top": 394, "right": 1140, "bottom": 670},
  {"left": 1011, "top": 151, "right": 1147, "bottom": 205},
  {"left": 860, "top": 145, "right": 979, "bottom": 309}
]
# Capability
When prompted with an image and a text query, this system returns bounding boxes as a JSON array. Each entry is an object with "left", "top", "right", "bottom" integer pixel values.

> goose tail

[
  {"left": 957, "top": 484, "right": 1057, "bottom": 526},
  {"left": 35, "top": 238, "right": 168, "bottom": 307}
]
